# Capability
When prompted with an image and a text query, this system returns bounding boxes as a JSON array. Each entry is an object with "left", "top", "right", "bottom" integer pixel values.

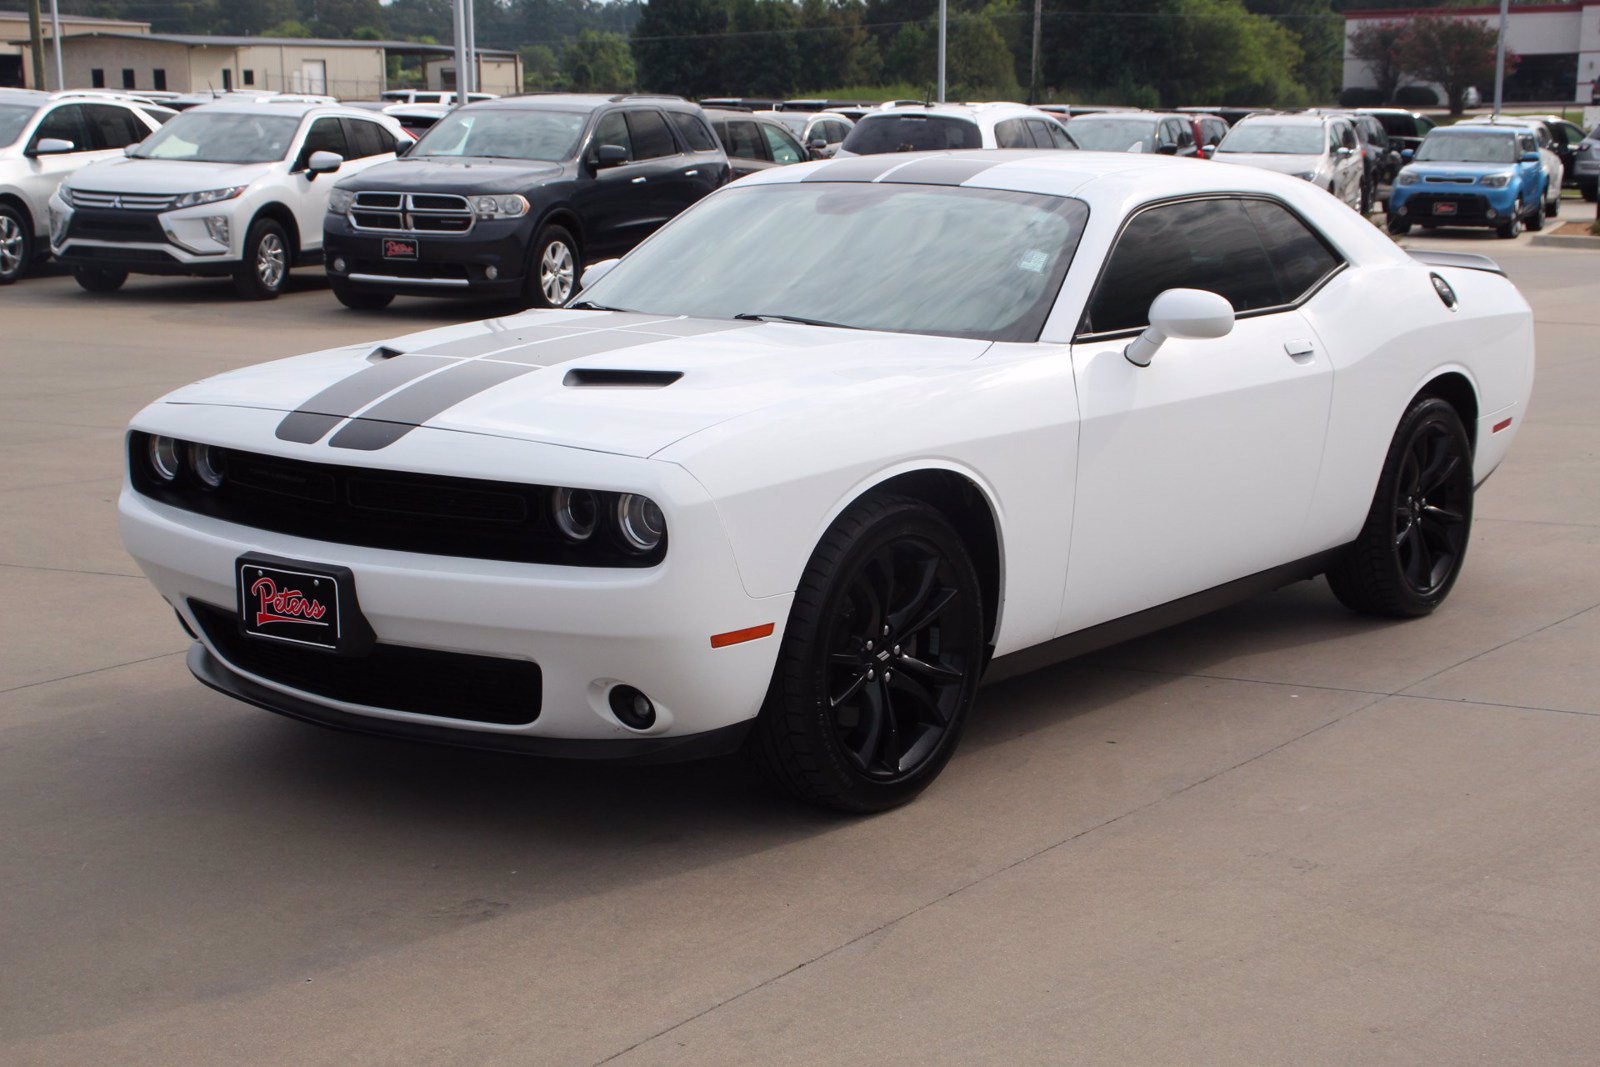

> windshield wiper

[
  {"left": 568, "top": 300, "right": 630, "bottom": 312},
  {"left": 734, "top": 312, "right": 860, "bottom": 330}
]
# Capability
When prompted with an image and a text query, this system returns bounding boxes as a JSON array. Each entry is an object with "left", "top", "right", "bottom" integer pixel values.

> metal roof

[{"left": 36, "top": 30, "right": 517, "bottom": 57}]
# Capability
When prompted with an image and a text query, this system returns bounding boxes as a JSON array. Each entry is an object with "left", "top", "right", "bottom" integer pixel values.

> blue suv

[{"left": 1388, "top": 125, "right": 1547, "bottom": 238}]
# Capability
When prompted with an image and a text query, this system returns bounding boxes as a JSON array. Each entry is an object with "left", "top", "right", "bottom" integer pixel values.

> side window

[
  {"left": 824, "top": 121, "right": 849, "bottom": 143},
  {"left": 1241, "top": 199, "right": 1342, "bottom": 303},
  {"left": 1025, "top": 120, "right": 1055, "bottom": 148},
  {"left": 725, "top": 120, "right": 765, "bottom": 160},
  {"left": 994, "top": 119, "right": 1031, "bottom": 149},
  {"left": 31, "top": 105, "right": 90, "bottom": 151},
  {"left": 1084, "top": 198, "right": 1285, "bottom": 335},
  {"left": 84, "top": 104, "right": 146, "bottom": 149},
  {"left": 667, "top": 111, "right": 717, "bottom": 152},
  {"left": 593, "top": 111, "right": 633, "bottom": 161},
  {"left": 1048, "top": 122, "right": 1075, "bottom": 149},
  {"left": 298, "top": 117, "right": 348, "bottom": 166},
  {"left": 625, "top": 109, "right": 676, "bottom": 160},
  {"left": 1174, "top": 121, "right": 1195, "bottom": 148},
  {"left": 760, "top": 122, "right": 803, "bottom": 165},
  {"left": 342, "top": 119, "right": 394, "bottom": 159},
  {"left": 1417, "top": 116, "right": 1435, "bottom": 135},
  {"left": 1518, "top": 133, "right": 1536, "bottom": 155}
]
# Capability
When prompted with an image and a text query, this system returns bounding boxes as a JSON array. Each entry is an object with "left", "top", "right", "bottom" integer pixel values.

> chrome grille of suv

[
  {"left": 350, "top": 191, "right": 474, "bottom": 234},
  {"left": 67, "top": 189, "right": 178, "bottom": 210}
]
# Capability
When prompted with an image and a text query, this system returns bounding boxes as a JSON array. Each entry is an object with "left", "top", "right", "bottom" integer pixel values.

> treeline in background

[{"left": 50, "top": 0, "right": 1526, "bottom": 107}]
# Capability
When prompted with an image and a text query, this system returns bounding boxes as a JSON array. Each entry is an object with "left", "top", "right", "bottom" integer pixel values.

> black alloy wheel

[
  {"left": 1327, "top": 396, "right": 1474, "bottom": 617},
  {"left": 749, "top": 494, "right": 985, "bottom": 811}
]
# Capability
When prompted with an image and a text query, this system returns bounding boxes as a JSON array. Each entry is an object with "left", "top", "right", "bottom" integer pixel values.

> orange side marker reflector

[
  {"left": 710, "top": 623, "right": 775, "bottom": 649},
  {"left": 1492, "top": 418, "right": 1512, "bottom": 434}
]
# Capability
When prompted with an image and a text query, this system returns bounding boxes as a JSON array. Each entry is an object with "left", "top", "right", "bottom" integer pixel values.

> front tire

[
  {"left": 1325, "top": 396, "right": 1474, "bottom": 617},
  {"left": 524, "top": 223, "right": 580, "bottom": 309},
  {"left": 747, "top": 494, "right": 986, "bottom": 812},
  {"left": 1387, "top": 216, "right": 1411, "bottom": 236},
  {"left": 0, "top": 204, "right": 31, "bottom": 285},
  {"left": 1495, "top": 203, "right": 1522, "bottom": 239},
  {"left": 1543, "top": 194, "right": 1558, "bottom": 219},
  {"left": 233, "top": 218, "right": 289, "bottom": 300},
  {"left": 331, "top": 285, "right": 394, "bottom": 311},
  {"left": 72, "top": 267, "right": 127, "bottom": 293},
  {"left": 1581, "top": 180, "right": 1597, "bottom": 203}
]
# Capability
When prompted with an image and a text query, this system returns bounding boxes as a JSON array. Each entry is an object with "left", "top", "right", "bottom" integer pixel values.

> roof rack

[{"left": 608, "top": 93, "right": 684, "bottom": 103}]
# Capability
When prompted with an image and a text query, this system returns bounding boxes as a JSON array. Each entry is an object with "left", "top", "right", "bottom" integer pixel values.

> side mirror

[
  {"left": 1400, "top": 148, "right": 1414, "bottom": 162},
  {"left": 578, "top": 258, "right": 620, "bottom": 291},
  {"left": 1124, "top": 288, "right": 1235, "bottom": 367},
  {"left": 1335, "top": 145, "right": 1353, "bottom": 159},
  {"left": 307, "top": 150, "right": 343, "bottom": 176},
  {"left": 123, "top": 143, "right": 139, "bottom": 157},
  {"left": 32, "top": 137, "right": 75, "bottom": 156},
  {"left": 592, "top": 144, "right": 628, "bottom": 169},
  {"left": 808, "top": 137, "right": 826, "bottom": 149},
  {"left": 1156, "top": 142, "right": 1178, "bottom": 155},
  {"left": 1199, "top": 144, "right": 1217, "bottom": 159},
  {"left": 1520, "top": 151, "right": 1539, "bottom": 163}
]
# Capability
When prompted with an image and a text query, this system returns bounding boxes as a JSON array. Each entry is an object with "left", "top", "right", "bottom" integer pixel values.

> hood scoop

[{"left": 563, "top": 368, "right": 683, "bottom": 388}]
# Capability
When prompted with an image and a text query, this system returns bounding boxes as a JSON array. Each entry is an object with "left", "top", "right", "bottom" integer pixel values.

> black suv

[{"left": 323, "top": 94, "right": 730, "bottom": 310}]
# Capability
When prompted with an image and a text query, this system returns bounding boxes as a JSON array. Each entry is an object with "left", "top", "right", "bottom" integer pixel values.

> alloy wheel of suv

[
  {"left": 0, "top": 205, "right": 30, "bottom": 285},
  {"left": 525, "top": 224, "right": 581, "bottom": 309},
  {"left": 234, "top": 218, "right": 290, "bottom": 300}
]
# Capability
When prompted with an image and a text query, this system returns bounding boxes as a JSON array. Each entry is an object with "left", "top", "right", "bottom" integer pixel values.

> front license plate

[
  {"left": 237, "top": 556, "right": 348, "bottom": 651},
  {"left": 382, "top": 237, "right": 418, "bottom": 260},
  {"left": 1432, "top": 202, "right": 1458, "bottom": 216}
]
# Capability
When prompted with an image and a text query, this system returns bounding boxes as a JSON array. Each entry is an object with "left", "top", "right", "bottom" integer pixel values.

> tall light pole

[
  {"left": 1029, "top": 0, "right": 1041, "bottom": 104},
  {"left": 25, "top": 0, "right": 43, "bottom": 91},
  {"left": 451, "top": 0, "right": 469, "bottom": 106},
  {"left": 937, "top": 0, "right": 947, "bottom": 102},
  {"left": 1491, "top": 0, "right": 1508, "bottom": 116},
  {"left": 464, "top": 0, "right": 476, "bottom": 95},
  {"left": 48, "top": 0, "right": 62, "bottom": 90}
]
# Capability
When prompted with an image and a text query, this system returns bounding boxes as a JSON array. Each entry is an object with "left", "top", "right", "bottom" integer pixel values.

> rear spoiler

[{"left": 1407, "top": 250, "right": 1505, "bottom": 277}]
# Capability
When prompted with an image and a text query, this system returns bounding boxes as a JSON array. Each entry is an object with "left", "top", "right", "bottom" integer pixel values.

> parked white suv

[
  {"left": 1211, "top": 113, "right": 1365, "bottom": 211},
  {"left": 0, "top": 89, "right": 164, "bottom": 284},
  {"left": 835, "top": 102, "right": 1077, "bottom": 155},
  {"left": 50, "top": 101, "right": 405, "bottom": 298}
]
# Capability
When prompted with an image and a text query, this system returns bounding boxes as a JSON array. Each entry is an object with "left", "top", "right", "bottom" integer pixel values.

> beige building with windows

[
  {"left": 19, "top": 31, "right": 521, "bottom": 100},
  {"left": 0, "top": 9, "right": 149, "bottom": 90}
]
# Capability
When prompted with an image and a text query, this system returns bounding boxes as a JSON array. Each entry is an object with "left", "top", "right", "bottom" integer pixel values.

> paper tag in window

[{"left": 1018, "top": 249, "right": 1048, "bottom": 273}]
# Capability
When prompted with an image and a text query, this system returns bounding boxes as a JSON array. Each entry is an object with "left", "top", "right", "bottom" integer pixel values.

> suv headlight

[
  {"left": 472, "top": 194, "right": 528, "bottom": 219},
  {"left": 173, "top": 186, "right": 246, "bottom": 209},
  {"left": 328, "top": 187, "right": 355, "bottom": 215},
  {"left": 1479, "top": 172, "right": 1512, "bottom": 188},
  {"left": 1395, "top": 171, "right": 1420, "bottom": 186}
]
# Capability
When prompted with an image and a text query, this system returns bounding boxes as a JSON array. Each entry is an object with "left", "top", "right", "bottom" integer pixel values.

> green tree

[
  {"left": 948, "top": 11, "right": 1021, "bottom": 99},
  {"left": 722, "top": 0, "right": 801, "bottom": 97},
  {"left": 882, "top": 22, "right": 932, "bottom": 87},
  {"left": 262, "top": 19, "right": 315, "bottom": 37},
  {"left": 523, "top": 44, "right": 564, "bottom": 90},
  {"left": 1398, "top": 14, "right": 1509, "bottom": 115},
  {"left": 632, "top": 0, "right": 729, "bottom": 97},
  {"left": 563, "top": 30, "right": 638, "bottom": 91},
  {"left": 1347, "top": 19, "right": 1409, "bottom": 103}
]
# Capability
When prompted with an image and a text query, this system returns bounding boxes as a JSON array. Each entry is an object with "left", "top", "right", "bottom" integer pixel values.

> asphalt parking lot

[{"left": 2, "top": 215, "right": 1597, "bottom": 1064}]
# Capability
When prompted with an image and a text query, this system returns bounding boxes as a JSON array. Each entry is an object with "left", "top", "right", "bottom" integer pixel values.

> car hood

[
  {"left": 65, "top": 158, "right": 277, "bottom": 194},
  {"left": 335, "top": 156, "right": 564, "bottom": 193},
  {"left": 1401, "top": 161, "right": 1512, "bottom": 179},
  {"left": 160, "top": 309, "right": 993, "bottom": 459},
  {"left": 1211, "top": 152, "right": 1323, "bottom": 175}
]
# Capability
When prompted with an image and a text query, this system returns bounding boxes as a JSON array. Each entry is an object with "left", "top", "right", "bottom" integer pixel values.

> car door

[
  {"left": 758, "top": 121, "right": 806, "bottom": 170},
  {"left": 623, "top": 108, "right": 689, "bottom": 226},
  {"left": 665, "top": 110, "right": 728, "bottom": 195},
  {"left": 719, "top": 118, "right": 771, "bottom": 179},
  {"left": 1515, "top": 131, "right": 1543, "bottom": 207},
  {"left": 17, "top": 104, "right": 105, "bottom": 235},
  {"left": 1059, "top": 196, "right": 1336, "bottom": 633},
  {"left": 288, "top": 116, "right": 351, "bottom": 253},
  {"left": 574, "top": 110, "right": 643, "bottom": 257},
  {"left": 1333, "top": 121, "right": 1363, "bottom": 205}
]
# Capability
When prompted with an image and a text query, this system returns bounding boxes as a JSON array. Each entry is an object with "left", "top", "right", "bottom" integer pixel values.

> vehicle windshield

[
  {"left": 134, "top": 111, "right": 300, "bottom": 163},
  {"left": 1417, "top": 132, "right": 1517, "bottom": 164},
  {"left": 1065, "top": 118, "right": 1155, "bottom": 150},
  {"left": 768, "top": 113, "right": 808, "bottom": 136},
  {"left": 841, "top": 115, "right": 981, "bottom": 154},
  {"left": 411, "top": 108, "right": 586, "bottom": 161},
  {"left": 579, "top": 183, "right": 1088, "bottom": 342},
  {"left": 1218, "top": 123, "right": 1324, "bottom": 155},
  {"left": 0, "top": 103, "right": 40, "bottom": 147}
]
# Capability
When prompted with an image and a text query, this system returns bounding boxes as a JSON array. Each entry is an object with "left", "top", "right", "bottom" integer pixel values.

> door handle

[
  {"left": 1285, "top": 339, "right": 1315, "bottom": 359},
  {"left": 631, "top": 176, "right": 647, "bottom": 184}
]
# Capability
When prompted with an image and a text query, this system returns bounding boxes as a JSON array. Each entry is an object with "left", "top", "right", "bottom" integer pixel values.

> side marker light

[{"left": 710, "top": 623, "right": 775, "bottom": 649}]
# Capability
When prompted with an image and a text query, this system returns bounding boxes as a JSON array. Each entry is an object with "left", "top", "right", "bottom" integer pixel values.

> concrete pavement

[{"left": 1, "top": 235, "right": 1595, "bottom": 1064}]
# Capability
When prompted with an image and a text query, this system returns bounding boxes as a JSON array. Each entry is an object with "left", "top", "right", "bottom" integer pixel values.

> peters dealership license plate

[
  {"left": 381, "top": 237, "right": 419, "bottom": 260},
  {"left": 237, "top": 556, "right": 349, "bottom": 651},
  {"left": 1432, "top": 202, "right": 1458, "bottom": 216}
]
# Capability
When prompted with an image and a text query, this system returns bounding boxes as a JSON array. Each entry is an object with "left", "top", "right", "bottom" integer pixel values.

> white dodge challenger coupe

[{"left": 121, "top": 151, "right": 1533, "bottom": 811}]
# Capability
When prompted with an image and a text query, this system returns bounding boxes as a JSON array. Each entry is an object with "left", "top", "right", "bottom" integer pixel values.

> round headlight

[
  {"left": 552, "top": 487, "right": 598, "bottom": 541},
  {"left": 616, "top": 493, "right": 665, "bottom": 552},
  {"left": 473, "top": 195, "right": 499, "bottom": 216},
  {"left": 147, "top": 435, "right": 181, "bottom": 482},
  {"left": 192, "top": 443, "right": 225, "bottom": 488}
]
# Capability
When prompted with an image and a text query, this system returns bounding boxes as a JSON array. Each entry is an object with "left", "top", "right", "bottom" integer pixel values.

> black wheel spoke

[
  {"left": 886, "top": 555, "right": 939, "bottom": 635},
  {"left": 846, "top": 681, "right": 885, "bottom": 772},
  {"left": 1422, "top": 454, "right": 1461, "bottom": 496},
  {"left": 898, "top": 650, "right": 963, "bottom": 682},
  {"left": 1421, "top": 503, "right": 1463, "bottom": 524},
  {"left": 902, "top": 587, "right": 958, "bottom": 640},
  {"left": 876, "top": 681, "right": 902, "bottom": 773},
  {"left": 830, "top": 669, "right": 868, "bottom": 709},
  {"left": 890, "top": 670, "right": 948, "bottom": 726}
]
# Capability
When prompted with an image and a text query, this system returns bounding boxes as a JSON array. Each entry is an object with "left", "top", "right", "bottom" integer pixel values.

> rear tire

[
  {"left": 72, "top": 267, "right": 127, "bottom": 293},
  {"left": 1527, "top": 203, "right": 1545, "bottom": 231},
  {"left": 0, "top": 204, "right": 31, "bottom": 285},
  {"left": 233, "top": 218, "right": 289, "bottom": 300},
  {"left": 1543, "top": 195, "right": 1558, "bottom": 219},
  {"left": 523, "top": 224, "right": 580, "bottom": 309},
  {"left": 332, "top": 285, "right": 394, "bottom": 311},
  {"left": 746, "top": 494, "right": 985, "bottom": 812},
  {"left": 1581, "top": 180, "right": 1597, "bottom": 203},
  {"left": 1325, "top": 396, "right": 1474, "bottom": 618}
]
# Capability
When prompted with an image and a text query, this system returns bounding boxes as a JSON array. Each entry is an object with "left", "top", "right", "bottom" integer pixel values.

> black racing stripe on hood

[
  {"left": 328, "top": 360, "right": 537, "bottom": 450},
  {"left": 274, "top": 355, "right": 456, "bottom": 443},
  {"left": 882, "top": 157, "right": 1005, "bottom": 186}
]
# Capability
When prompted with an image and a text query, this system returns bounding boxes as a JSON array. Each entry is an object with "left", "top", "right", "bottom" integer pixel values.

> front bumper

[
  {"left": 323, "top": 212, "right": 531, "bottom": 299},
  {"left": 50, "top": 193, "right": 243, "bottom": 275},
  {"left": 120, "top": 408, "right": 791, "bottom": 751},
  {"left": 1389, "top": 184, "right": 1518, "bottom": 226}
]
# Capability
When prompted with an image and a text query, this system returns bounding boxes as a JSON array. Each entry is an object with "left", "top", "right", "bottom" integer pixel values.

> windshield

[
  {"left": 841, "top": 115, "right": 981, "bottom": 154},
  {"left": 1065, "top": 118, "right": 1155, "bottom": 150},
  {"left": 1417, "top": 132, "right": 1517, "bottom": 164},
  {"left": 0, "top": 103, "right": 40, "bottom": 147},
  {"left": 1218, "top": 123, "right": 1325, "bottom": 155},
  {"left": 134, "top": 111, "right": 299, "bottom": 163},
  {"left": 579, "top": 183, "right": 1088, "bottom": 342},
  {"left": 411, "top": 108, "right": 585, "bottom": 161},
  {"left": 768, "top": 113, "right": 807, "bottom": 136}
]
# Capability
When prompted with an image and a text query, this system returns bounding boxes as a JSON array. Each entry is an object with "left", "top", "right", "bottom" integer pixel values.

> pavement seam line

[
  {"left": 1395, "top": 599, "right": 1600, "bottom": 698},
  {"left": 1400, "top": 692, "right": 1600, "bottom": 719},
  {"left": 0, "top": 650, "right": 187, "bottom": 696},
  {"left": 0, "top": 561, "right": 146, "bottom": 580},
  {"left": 590, "top": 691, "right": 1389, "bottom": 1066}
]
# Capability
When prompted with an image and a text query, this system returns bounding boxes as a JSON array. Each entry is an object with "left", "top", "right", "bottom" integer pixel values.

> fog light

[
  {"left": 332, "top": 256, "right": 347, "bottom": 273},
  {"left": 1398, "top": 204, "right": 1409, "bottom": 216},
  {"left": 1485, "top": 208, "right": 1498, "bottom": 219},
  {"left": 203, "top": 215, "right": 230, "bottom": 245},
  {"left": 148, "top": 435, "right": 181, "bottom": 481},
  {"left": 608, "top": 685, "right": 656, "bottom": 730},
  {"left": 485, "top": 264, "right": 499, "bottom": 280}
]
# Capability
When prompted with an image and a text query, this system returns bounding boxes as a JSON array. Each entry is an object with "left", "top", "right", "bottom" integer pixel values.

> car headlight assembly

[
  {"left": 190, "top": 443, "right": 226, "bottom": 489},
  {"left": 173, "top": 186, "right": 247, "bottom": 209},
  {"left": 147, "top": 435, "right": 181, "bottom": 482},
  {"left": 328, "top": 187, "right": 356, "bottom": 215},
  {"left": 616, "top": 494, "right": 666, "bottom": 553},
  {"left": 473, "top": 194, "right": 529, "bottom": 219},
  {"left": 552, "top": 486, "right": 598, "bottom": 542},
  {"left": 549, "top": 486, "right": 667, "bottom": 556},
  {"left": 1479, "top": 173, "right": 1512, "bottom": 188},
  {"left": 1395, "top": 171, "right": 1420, "bottom": 186}
]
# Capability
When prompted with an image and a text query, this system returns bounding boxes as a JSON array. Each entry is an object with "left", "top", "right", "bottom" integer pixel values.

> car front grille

[
  {"left": 66, "top": 189, "right": 179, "bottom": 210},
  {"left": 66, "top": 209, "right": 168, "bottom": 242},
  {"left": 1405, "top": 192, "right": 1492, "bottom": 221},
  {"left": 1423, "top": 176, "right": 1476, "bottom": 185},
  {"left": 350, "top": 191, "right": 474, "bottom": 234},
  {"left": 190, "top": 601, "right": 542, "bottom": 725}
]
